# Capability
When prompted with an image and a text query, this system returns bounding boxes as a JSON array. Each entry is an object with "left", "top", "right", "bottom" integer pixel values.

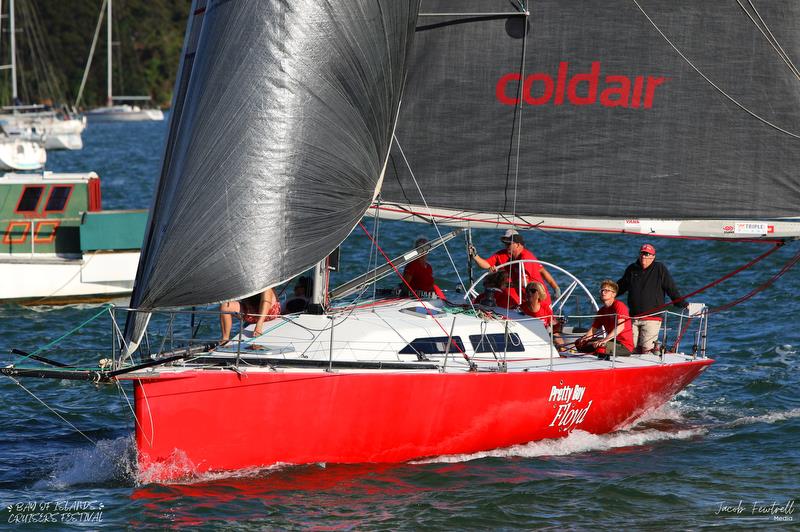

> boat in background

[
  {"left": 0, "top": 105, "right": 86, "bottom": 150},
  {"left": 0, "top": 1, "right": 86, "bottom": 149},
  {"left": 79, "top": 0, "right": 164, "bottom": 123},
  {"left": 85, "top": 102, "right": 164, "bottom": 123},
  {"left": 0, "top": 171, "right": 146, "bottom": 304},
  {"left": 0, "top": 125, "right": 46, "bottom": 170}
]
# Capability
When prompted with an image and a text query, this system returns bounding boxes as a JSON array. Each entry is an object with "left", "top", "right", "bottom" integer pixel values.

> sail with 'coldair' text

[{"left": 376, "top": 0, "right": 800, "bottom": 239}]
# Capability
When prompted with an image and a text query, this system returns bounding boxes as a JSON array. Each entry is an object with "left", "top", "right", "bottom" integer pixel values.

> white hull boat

[
  {"left": 0, "top": 252, "right": 139, "bottom": 303},
  {"left": 79, "top": 0, "right": 164, "bottom": 124},
  {"left": 0, "top": 171, "right": 146, "bottom": 304},
  {"left": 0, "top": 112, "right": 86, "bottom": 150},
  {"left": 85, "top": 104, "right": 164, "bottom": 123},
  {"left": 0, "top": 136, "right": 45, "bottom": 170}
]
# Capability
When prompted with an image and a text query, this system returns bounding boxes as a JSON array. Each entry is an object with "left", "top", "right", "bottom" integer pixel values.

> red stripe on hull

[{"left": 133, "top": 360, "right": 712, "bottom": 482}]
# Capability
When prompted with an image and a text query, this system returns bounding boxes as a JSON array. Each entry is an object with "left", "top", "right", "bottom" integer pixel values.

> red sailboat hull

[{"left": 131, "top": 359, "right": 712, "bottom": 482}]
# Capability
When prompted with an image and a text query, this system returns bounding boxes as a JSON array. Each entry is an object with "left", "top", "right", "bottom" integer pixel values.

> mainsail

[
  {"left": 379, "top": 0, "right": 800, "bottom": 236},
  {"left": 128, "top": 0, "right": 419, "bottom": 313}
]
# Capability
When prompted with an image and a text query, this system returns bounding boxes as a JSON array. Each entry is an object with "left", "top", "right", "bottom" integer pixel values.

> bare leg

[
  {"left": 219, "top": 301, "right": 240, "bottom": 342},
  {"left": 253, "top": 289, "right": 279, "bottom": 336}
]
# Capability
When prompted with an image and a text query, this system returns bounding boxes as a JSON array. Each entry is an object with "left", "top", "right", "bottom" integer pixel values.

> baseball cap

[
  {"left": 500, "top": 229, "right": 524, "bottom": 244},
  {"left": 640, "top": 243, "right": 656, "bottom": 255}
]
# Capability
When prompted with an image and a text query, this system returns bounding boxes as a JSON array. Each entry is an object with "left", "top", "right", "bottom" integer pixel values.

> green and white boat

[{"left": 0, "top": 171, "right": 146, "bottom": 304}]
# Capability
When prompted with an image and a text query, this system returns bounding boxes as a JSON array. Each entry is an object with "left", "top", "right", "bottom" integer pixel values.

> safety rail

[{"left": 3, "top": 300, "right": 709, "bottom": 383}]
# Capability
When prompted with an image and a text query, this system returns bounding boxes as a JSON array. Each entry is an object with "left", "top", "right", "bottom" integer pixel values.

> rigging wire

[
  {"left": 12, "top": 305, "right": 110, "bottom": 364},
  {"left": 709, "top": 244, "right": 800, "bottom": 313},
  {"left": 632, "top": 0, "right": 800, "bottom": 140},
  {"left": 738, "top": 0, "right": 800, "bottom": 81},
  {"left": 392, "top": 137, "right": 477, "bottom": 313},
  {"left": 511, "top": 1, "right": 529, "bottom": 219},
  {"left": 115, "top": 379, "right": 153, "bottom": 447},
  {"left": 642, "top": 240, "right": 784, "bottom": 315},
  {"left": 4, "top": 375, "right": 96, "bottom": 445},
  {"left": 358, "top": 222, "right": 470, "bottom": 360}
]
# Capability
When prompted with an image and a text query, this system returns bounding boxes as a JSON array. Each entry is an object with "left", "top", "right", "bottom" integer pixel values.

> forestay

[{"left": 378, "top": 0, "right": 800, "bottom": 236}]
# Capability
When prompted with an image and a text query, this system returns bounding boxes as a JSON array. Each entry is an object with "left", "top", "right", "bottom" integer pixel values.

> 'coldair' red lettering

[{"left": 496, "top": 61, "right": 668, "bottom": 109}]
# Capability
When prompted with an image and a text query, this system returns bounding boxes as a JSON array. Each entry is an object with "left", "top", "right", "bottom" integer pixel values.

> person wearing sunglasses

[
  {"left": 616, "top": 243, "right": 688, "bottom": 353},
  {"left": 575, "top": 280, "right": 633, "bottom": 359},
  {"left": 521, "top": 281, "right": 565, "bottom": 350}
]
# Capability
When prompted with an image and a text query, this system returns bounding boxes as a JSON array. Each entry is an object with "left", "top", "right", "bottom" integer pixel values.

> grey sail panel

[
  {"left": 382, "top": 0, "right": 800, "bottom": 220},
  {"left": 130, "top": 0, "right": 419, "bottom": 309},
  {"left": 123, "top": 0, "right": 208, "bottom": 350}
]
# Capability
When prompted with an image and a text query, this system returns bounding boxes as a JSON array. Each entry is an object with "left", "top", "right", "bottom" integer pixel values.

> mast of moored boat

[
  {"left": 9, "top": 0, "right": 17, "bottom": 104},
  {"left": 106, "top": 0, "right": 112, "bottom": 106}
]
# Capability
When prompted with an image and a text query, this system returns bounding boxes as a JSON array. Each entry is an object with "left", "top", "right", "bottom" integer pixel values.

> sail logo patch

[
  {"left": 496, "top": 61, "right": 668, "bottom": 109},
  {"left": 735, "top": 222, "right": 772, "bottom": 235}
]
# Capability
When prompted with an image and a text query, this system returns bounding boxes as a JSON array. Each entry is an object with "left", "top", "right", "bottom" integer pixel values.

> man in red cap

[
  {"left": 616, "top": 243, "right": 688, "bottom": 353},
  {"left": 469, "top": 229, "right": 559, "bottom": 305}
]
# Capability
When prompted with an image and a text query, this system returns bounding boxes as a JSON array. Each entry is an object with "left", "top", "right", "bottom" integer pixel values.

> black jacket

[{"left": 616, "top": 261, "right": 687, "bottom": 317}]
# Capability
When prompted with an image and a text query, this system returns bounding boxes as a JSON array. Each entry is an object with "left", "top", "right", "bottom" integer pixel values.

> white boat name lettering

[
  {"left": 549, "top": 400, "right": 593, "bottom": 430},
  {"left": 548, "top": 384, "right": 585, "bottom": 402}
]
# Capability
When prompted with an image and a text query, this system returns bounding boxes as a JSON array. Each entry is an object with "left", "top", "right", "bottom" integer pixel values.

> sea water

[{"left": 0, "top": 120, "right": 797, "bottom": 529}]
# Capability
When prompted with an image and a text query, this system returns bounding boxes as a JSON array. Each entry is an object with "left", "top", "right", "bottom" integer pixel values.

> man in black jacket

[{"left": 616, "top": 244, "right": 688, "bottom": 353}]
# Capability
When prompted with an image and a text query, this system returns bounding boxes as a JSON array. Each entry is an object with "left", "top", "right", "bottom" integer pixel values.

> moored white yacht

[
  {"left": 0, "top": 126, "right": 45, "bottom": 171},
  {"left": 80, "top": 0, "right": 164, "bottom": 123},
  {"left": 0, "top": 107, "right": 86, "bottom": 150},
  {"left": 85, "top": 103, "right": 164, "bottom": 123}
]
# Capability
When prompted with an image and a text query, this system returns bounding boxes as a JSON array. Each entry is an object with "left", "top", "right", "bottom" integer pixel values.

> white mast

[
  {"left": 106, "top": 0, "right": 112, "bottom": 106},
  {"left": 9, "top": 0, "right": 16, "bottom": 103}
]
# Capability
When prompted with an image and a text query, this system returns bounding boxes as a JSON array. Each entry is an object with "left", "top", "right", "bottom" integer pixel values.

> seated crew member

[
  {"left": 475, "top": 270, "right": 519, "bottom": 308},
  {"left": 220, "top": 287, "right": 281, "bottom": 341},
  {"left": 575, "top": 280, "right": 634, "bottom": 359},
  {"left": 521, "top": 281, "right": 565, "bottom": 349},
  {"left": 469, "top": 229, "right": 559, "bottom": 306},
  {"left": 473, "top": 272, "right": 501, "bottom": 306},
  {"left": 402, "top": 238, "right": 445, "bottom": 298},
  {"left": 284, "top": 276, "right": 310, "bottom": 313}
]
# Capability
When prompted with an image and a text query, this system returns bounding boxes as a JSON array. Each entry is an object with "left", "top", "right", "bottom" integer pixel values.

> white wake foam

[
  {"left": 726, "top": 407, "right": 800, "bottom": 427},
  {"left": 36, "top": 436, "right": 137, "bottom": 489},
  {"left": 415, "top": 426, "right": 706, "bottom": 464}
]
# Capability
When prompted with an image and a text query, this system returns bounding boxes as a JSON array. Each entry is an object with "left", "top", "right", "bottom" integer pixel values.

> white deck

[{"left": 130, "top": 297, "right": 709, "bottom": 376}]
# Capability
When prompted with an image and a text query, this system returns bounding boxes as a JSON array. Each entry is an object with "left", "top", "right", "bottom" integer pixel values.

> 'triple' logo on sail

[{"left": 496, "top": 61, "right": 668, "bottom": 109}]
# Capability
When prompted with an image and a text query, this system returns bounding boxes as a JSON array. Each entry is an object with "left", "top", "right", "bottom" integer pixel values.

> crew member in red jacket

[
  {"left": 575, "top": 279, "right": 634, "bottom": 359},
  {"left": 469, "top": 229, "right": 559, "bottom": 305},
  {"left": 402, "top": 238, "right": 445, "bottom": 299}
]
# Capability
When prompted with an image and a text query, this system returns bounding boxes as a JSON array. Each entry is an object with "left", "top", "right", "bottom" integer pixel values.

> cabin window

[
  {"left": 469, "top": 333, "right": 525, "bottom": 353},
  {"left": 44, "top": 185, "right": 73, "bottom": 212},
  {"left": 15, "top": 185, "right": 45, "bottom": 213},
  {"left": 2, "top": 221, "right": 31, "bottom": 244},
  {"left": 33, "top": 221, "right": 60, "bottom": 244},
  {"left": 399, "top": 336, "right": 465, "bottom": 355},
  {"left": 400, "top": 306, "right": 445, "bottom": 318}
]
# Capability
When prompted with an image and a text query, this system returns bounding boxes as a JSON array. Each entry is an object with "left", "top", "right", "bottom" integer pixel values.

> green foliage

[{"left": 2, "top": 0, "right": 191, "bottom": 109}]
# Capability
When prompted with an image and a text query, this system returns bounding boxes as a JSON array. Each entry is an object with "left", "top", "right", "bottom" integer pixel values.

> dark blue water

[{"left": 1, "top": 121, "right": 797, "bottom": 529}]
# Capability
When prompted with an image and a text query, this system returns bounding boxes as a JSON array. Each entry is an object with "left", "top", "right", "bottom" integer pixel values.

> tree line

[{"left": 0, "top": 0, "right": 191, "bottom": 109}]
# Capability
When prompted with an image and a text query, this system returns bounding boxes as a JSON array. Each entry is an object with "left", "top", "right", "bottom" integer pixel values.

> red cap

[{"left": 640, "top": 243, "right": 656, "bottom": 254}]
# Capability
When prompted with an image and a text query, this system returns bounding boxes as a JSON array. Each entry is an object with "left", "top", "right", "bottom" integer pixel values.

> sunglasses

[
  {"left": 640, "top": 252, "right": 654, "bottom": 257},
  {"left": 600, "top": 288, "right": 615, "bottom": 293}
]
